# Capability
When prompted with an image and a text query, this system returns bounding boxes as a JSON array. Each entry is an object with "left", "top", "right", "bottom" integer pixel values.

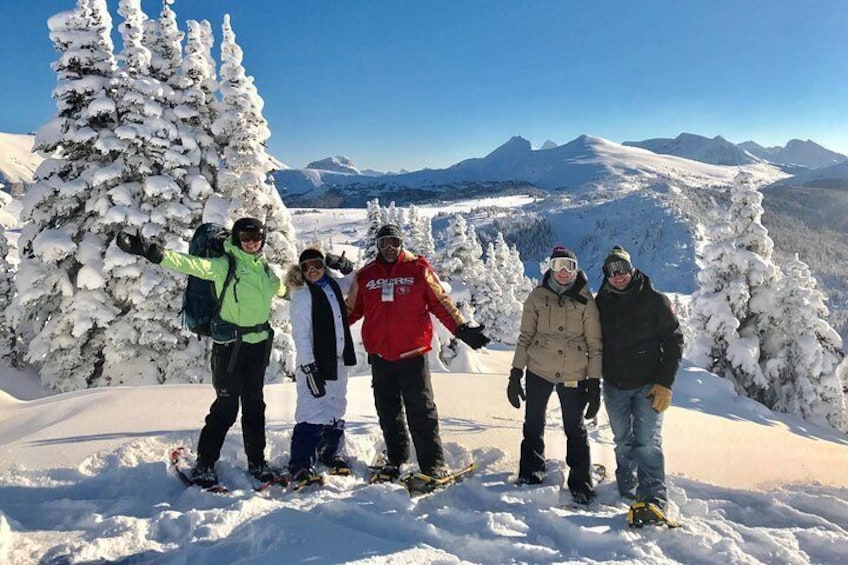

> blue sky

[{"left": 1, "top": 0, "right": 847, "bottom": 172}]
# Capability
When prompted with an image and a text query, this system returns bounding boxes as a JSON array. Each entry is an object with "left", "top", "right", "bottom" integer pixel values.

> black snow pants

[
  {"left": 197, "top": 340, "right": 269, "bottom": 467},
  {"left": 371, "top": 353, "right": 444, "bottom": 474},
  {"left": 519, "top": 370, "right": 593, "bottom": 496}
]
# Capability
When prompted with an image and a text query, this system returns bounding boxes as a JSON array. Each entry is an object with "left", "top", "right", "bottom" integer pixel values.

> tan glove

[{"left": 646, "top": 384, "right": 672, "bottom": 413}]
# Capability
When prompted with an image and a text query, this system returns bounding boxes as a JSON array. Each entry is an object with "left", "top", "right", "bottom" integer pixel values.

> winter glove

[
  {"left": 455, "top": 323, "right": 491, "bottom": 350},
  {"left": 646, "top": 383, "right": 672, "bottom": 413},
  {"left": 324, "top": 251, "right": 354, "bottom": 275},
  {"left": 301, "top": 362, "right": 326, "bottom": 398},
  {"left": 116, "top": 230, "right": 164, "bottom": 264},
  {"left": 580, "top": 378, "right": 601, "bottom": 420},
  {"left": 507, "top": 367, "right": 525, "bottom": 409}
]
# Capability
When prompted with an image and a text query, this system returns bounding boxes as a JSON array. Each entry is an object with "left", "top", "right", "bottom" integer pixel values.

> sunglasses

[
  {"left": 300, "top": 258, "right": 325, "bottom": 272},
  {"left": 604, "top": 260, "right": 633, "bottom": 278},
  {"left": 238, "top": 228, "right": 265, "bottom": 243},
  {"left": 377, "top": 236, "right": 402, "bottom": 250},
  {"left": 549, "top": 256, "right": 578, "bottom": 273}
]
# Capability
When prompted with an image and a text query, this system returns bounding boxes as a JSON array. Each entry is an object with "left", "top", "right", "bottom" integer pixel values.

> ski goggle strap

[
  {"left": 377, "top": 236, "right": 402, "bottom": 250},
  {"left": 604, "top": 259, "right": 633, "bottom": 278},
  {"left": 549, "top": 256, "right": 578, "bottom": 273}
]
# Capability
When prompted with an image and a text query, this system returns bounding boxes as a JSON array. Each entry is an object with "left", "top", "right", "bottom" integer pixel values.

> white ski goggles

[{"left": 549, "top": 256, "right": 578, "bottom": 273}]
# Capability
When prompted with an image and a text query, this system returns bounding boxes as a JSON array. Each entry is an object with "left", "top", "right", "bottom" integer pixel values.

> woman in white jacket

[{"left": 287, "top": 247, "right": 357, "bottom": 486}]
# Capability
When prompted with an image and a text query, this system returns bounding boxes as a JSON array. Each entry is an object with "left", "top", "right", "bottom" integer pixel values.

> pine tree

[
  {"left": 405, "top": 205, "right": 422, "bottom": 255},
  {"left": 435, "top": 214, "right": 484, "bottom": 283},
  {"left": 689, "top": 171, "right": 781, "bottom": 405},
  {"left": 417, "top": 211, "right": 436, "bottom": 259},
  {"left": 765, "top": 254, "right": 846, "bottom": 431},
  {"left": 0, "top": 197, "right": 18, "bottom": 364},
  {"left": 211, "top": 14, "right": 298, "bottom": 380},
  {"left": 10, "top": 0, "right": 125, "bottom": 391},
  {"left": 361, "top": 198, "right": 382, "bottom": 262}
]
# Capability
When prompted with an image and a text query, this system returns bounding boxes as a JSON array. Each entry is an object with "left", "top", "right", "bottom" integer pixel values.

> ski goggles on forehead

[
  {"left": 377, "top": 236, "right": 402, "bottom": 250},
  {"left": 238, "top": 228, "right": 265, "bottom": 242},
  {"left": 604, "top": 260, "right": 633, "bottom": 278},
  {"left": 549, "top": 256, "right": 578, "bottom": 273},
  {"left": 300, "top": 258, "right": 325, "bottom": 272}
]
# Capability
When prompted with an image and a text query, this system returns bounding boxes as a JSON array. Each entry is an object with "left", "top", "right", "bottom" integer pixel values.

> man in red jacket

[{"left": 348, "top": 224, "right": 489, "bottom": 478}]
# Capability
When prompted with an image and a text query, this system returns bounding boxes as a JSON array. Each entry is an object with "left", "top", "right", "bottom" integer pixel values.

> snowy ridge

[
  {"left": 0, "top": 133, "right": 39, "bottom": 190},
  {"left": 1, "top": 356, "right": 846, "bottom": 563},
  {"left": 623, "top": 132, "right": 762, "bottom": 166}
]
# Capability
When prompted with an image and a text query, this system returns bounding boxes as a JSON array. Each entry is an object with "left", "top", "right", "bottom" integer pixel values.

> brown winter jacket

[{"left": 512, "top": 271, "right": 603, "bottom": 386}]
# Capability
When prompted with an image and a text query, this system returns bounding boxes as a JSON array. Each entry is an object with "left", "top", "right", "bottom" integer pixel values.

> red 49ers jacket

[{"left": 347, "top": 250, "right": 465, "bottom": 361}]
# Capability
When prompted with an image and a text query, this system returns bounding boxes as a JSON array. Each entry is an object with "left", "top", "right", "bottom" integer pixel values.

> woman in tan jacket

[{"left": 508, "top": 246, "right": 603, "bottom": 505}]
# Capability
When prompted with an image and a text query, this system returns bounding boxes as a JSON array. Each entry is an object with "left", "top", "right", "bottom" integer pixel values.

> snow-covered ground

[{"left": 1, "top": 345, "right": 847, "bottom": 564}]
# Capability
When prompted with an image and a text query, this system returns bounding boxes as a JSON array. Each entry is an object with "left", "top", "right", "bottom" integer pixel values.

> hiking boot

[
  {"left": 421, "top": 466, "right": 449, "bottom": 480},
  {"left": 516, "top": 471, "right": 545, "bottom": 486},
  {"left": 322, "top": 456, "right": 352, "bottom": 476},
  {"left": 190, "top": 463, "right": 218, "bottom": 488},
  {"left": 248, "top": 460, "right": 280, "bottom": 482},
  {"left": 571, "top": 490, "right": 596, "bottom": 506},
  {"left": 368, "top": 464, "right": 401, "bottom": 484}
]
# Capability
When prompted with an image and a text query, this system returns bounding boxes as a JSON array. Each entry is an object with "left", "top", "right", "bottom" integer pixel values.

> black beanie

[
  {"left": 603, "top": 245, "right": 634, "bottom": 275},
  {"left": 299, "top": 247, "right": 324, "bottom": 264},
  {"left": 376, "top": 224, "right": 403, "bottom": 239}
]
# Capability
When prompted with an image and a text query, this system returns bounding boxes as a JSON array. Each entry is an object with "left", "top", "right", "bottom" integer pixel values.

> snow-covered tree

[
  {"left": 689, "top": 172, "right": 781, "bottom": 405},
  {"left": 177, "top": 19, "right": 219, "bottom": 190},
  {"left": 764, "top": 254, "right": 846, "bottom": 431},
  {"left": 143, "top": 0, "right": 183, "bottom": 90},
  {"left": 10, "top": 0, "right": 126, "bottom": 391},
  {"left": 417, "top": 211, "right": 436, "bottom": 259},
  {"left": 435, "top": 214, "right": 484, "bottom": 283},
  {"left": 471, "top": 233, "right": 525, "bottom": 344},
  {"left": 361, "top": 198, "right": 382, "bottom": 262},
  {"left": 0, "top": 212, "right": 17, "bottom": 364},
  {"left": 211, "top": 14, "right": 298, "bottom": 380}
]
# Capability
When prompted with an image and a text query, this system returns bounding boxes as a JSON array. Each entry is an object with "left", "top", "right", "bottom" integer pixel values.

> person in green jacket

[{"left": 117, "top": 218, "right": 285, "bottom": 487}]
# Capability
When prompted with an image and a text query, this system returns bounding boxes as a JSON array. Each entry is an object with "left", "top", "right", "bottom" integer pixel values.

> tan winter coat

[{"left": 512, "top": 272, "right": 603, "bottom": 386}]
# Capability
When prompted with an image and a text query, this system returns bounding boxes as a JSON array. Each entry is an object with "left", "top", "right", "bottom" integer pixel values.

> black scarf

[
  {"left": 307, "top": 277, "right": 356, "bottom": 380},
  {"left": 542, "top": 270, "right": 589, "bottom": 305}
]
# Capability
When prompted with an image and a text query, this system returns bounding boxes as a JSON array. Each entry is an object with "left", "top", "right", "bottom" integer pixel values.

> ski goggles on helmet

[
  {"left": 300, "top": 258, "right": 325, "bottom": 272},
  {"left": 604, "top": 259, "right": 633, "bottom": 278},
  {"left": 238, "top": 227, "right": 265, "bottom": 243},
  {"left": 549, "top": 256, "right": 578, "bottom": 273},
  {"left": 377, "top": 236, "right": 402, "bottom": 250}
]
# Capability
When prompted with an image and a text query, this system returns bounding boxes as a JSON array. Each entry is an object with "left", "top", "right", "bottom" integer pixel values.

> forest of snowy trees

[{"left": 0, "top": 0, "right": 845, "bottom": 435}]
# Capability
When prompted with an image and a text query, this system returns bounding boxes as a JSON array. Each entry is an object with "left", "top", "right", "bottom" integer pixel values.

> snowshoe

[
  {"left": 291, "top": 468, "right": 324, "bottom": 492},
  {"left": 368, "top": 463, "right": 401, "bottom": 484},
  {"left": 401, "top": 462, "right": 476, "bottom": 497},
  {"left": 170, "top": 447, "right": 228, "bottom": 493},
  {"left": 322, "top": 457, "right": 352, "bottom": 477},
  {"left": 514, "top": 472, "right": 545, "bottom": 486},
  {"left": 248, "top": 461, "right": 288, "bottom": 491},
  {"left": 627, "top": 501, "right": 680, "bottom": 528}
]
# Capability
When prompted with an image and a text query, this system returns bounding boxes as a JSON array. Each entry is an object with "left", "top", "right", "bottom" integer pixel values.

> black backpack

[{"left": 182, "top": 223, "right": 236, "bottom": 337}]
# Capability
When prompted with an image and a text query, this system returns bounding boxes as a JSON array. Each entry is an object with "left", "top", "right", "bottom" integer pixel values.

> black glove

[
  {"left": 324, "top": 251, "right": 354, "bottom": 275},
  {"left": 301, "top": 362, "right": 326, "bottom": 398},
  {"left": 455, "top": 323, "right": 491, "bottom": 350},
  {"left": 507, "top": 367, "right": 525, "bottom": 409},
  {"left": 580, "top": 378, "right": 601, "bottom": 420},
  {"left": 116, "top": 230, "right": 164, "bottom": 264}
]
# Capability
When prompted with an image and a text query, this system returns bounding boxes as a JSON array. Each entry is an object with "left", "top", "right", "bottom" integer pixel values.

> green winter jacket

[{"left": 160, "top": 239, "right": 284, "bottom": 344}]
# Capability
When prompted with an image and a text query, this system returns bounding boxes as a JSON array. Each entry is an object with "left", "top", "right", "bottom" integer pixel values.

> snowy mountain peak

[
  {"left": 306, "top": 155, "right": 360, "bottom": 174},
  {"left": 622, "top": 132, "right": 760, "bottom": 166},
  {"left": 484, "top": 136, "right": 532, "bottom": 159}
]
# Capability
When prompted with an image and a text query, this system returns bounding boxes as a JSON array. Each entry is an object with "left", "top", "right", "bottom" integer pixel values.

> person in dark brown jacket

[{"left": 508, "top": 246, "right": 603, "bottom": 505}]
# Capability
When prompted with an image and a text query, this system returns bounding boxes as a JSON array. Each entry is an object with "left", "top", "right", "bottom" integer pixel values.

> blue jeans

[{"left": 603, "top": 382, "right": 667, "bottom": 507}]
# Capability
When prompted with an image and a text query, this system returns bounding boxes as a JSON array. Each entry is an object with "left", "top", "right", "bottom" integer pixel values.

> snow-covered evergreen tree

[
  {"left": 10, "top": 0, "right": 125, "bottom": 391},
  {"left": 361, "top": 198, "right": 382, "bottom": 262},
  {"left": 0, "top": 215, "right": 17, "bottom": 364},
  {"left": 765, "top": 254, "right": 847, "bottom": 431},
  {"left": 471, "top": 233, "right": 524, "bottom": 344},
  {"left": 211, "top": 14, "right": 298, "bottom": 380},
  {"left": 143, "top": 0, "right": 182, "bottom": 90},
  {"left": 177, "top": 19, "right": 219, "bottom": 191},
  {"left": 435, "top": 214, "right": 484, "bottom": 283},
  {"left": 417, "top": 210, "right": 436, "bottom": 259},
  {"left": 689, "top": 172, "right": 781, "bottom": 406}
]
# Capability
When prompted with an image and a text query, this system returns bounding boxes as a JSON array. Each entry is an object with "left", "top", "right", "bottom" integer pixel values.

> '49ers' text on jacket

[{"left": 347, "top": 251, "right": 465, "bottom": 361}]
